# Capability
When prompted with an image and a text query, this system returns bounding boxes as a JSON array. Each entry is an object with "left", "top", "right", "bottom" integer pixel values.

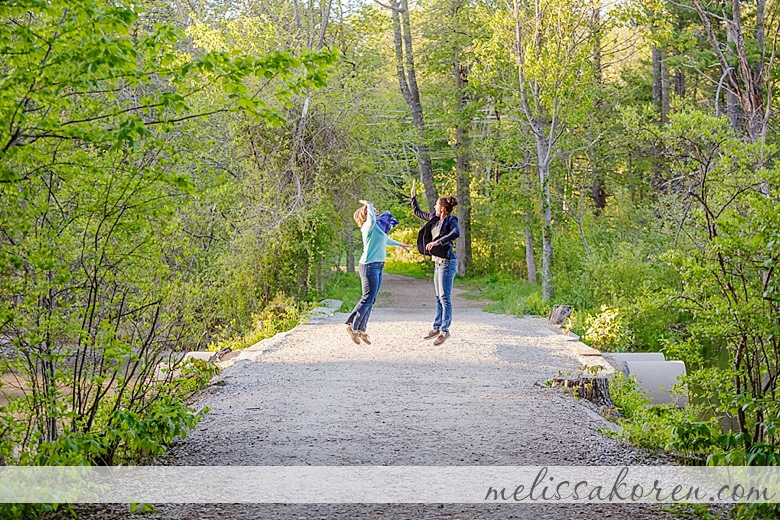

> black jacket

[{"left": 411, "top": 196, "right": 460, "bottom": 260}]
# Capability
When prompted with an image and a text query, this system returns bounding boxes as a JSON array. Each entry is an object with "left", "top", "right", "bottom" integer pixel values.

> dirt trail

[{"left": 80, "top": 274, "right": 685, "bottom": 519}]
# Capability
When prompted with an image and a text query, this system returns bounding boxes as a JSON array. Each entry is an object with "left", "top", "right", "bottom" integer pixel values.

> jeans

[
  {"left": 346, "top": 262, "right": 384, "bottom": 332},
  {"left": 433, "top": 258, "right": 457, "bottom": 333}
]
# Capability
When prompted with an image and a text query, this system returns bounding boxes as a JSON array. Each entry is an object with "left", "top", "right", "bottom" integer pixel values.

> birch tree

[
  {"left": 419, "top": 0, "right": 487, "bottom": 275},
  {"left": 382, "top": 0, "right": 439, "bottom": 210},
  {"left": 500, "top": 0, "right": 599, "bottom": 300}
]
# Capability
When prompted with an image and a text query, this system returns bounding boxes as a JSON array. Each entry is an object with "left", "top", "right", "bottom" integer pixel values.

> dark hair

[{"left": 437, "top": 195, "right": 458, "bottom": 215}]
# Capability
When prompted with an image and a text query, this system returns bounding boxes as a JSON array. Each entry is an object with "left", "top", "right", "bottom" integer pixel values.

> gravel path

[{"left": 76, "top": 273, "right": 702, "bottom": 519}]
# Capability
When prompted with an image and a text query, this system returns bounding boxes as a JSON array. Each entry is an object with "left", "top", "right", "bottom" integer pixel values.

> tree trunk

[
  {"left": 44, "top": 355, "right": 58, "bottom": 442},
  {"left": 591, "top": 176, "right": 606, "bottom": 214},
  {"left": 454, "top": 54, "right": 471, "bottom": 276},
  {"left": 661, "top": 57, "right": 670, "bottom": 122},
  {"left": 346, "top": 230, "right": 355, "bottom": 274},
  {"left": 526, "top": 113, "right": 554, "bottom": 301},
  {"left": 552, "top": 375, "right": 616, "bottom": 408},
  {"left": 590, "top": 4, "right": 605, "bottom": 215},
  {"left": 691, "top": 0, "right": 766, "bottom": 142},
  {"left": 591, "top": 3, "right": 601, "bottom": 80},
  {"left": 756, "top": 0, "right": 766, "bottom": 46},
  {"left": 390, "top": 0, "right": 438, "bottom": 211},
  {"left": 510, "top": 0, "right": 563, "bottom": 301},
  {"left": 525, "top": 209, "right": 537, "bottom": 284},
  {"left": 294, "top": 0, "right": 331, "bottom": 164},
  {"left": 651, "top": 46, "right": 666, "bottom": 190},
  {"left": 726, "top": 90, "right": 740, "bottom": 132},
  {"left": 537, "top": 144, "right": 554, "bottom": 301},
  {"left": 548, "top": 304, "right": 573, "bottom": 324},
  {"left": 455, "top": 129, "right": 471, "bottom": 276},
  {"left": 651, "top": 46, "right": 667, "bottom": 123},
  {"left": 524, "top": 159, "right": 537, "bottom": 284},
  {"left": 673, "top": 69, "right": 685, "bottom": 98},
  {"left": 576, "top": 209, "right": 590, "bottom": 255}
]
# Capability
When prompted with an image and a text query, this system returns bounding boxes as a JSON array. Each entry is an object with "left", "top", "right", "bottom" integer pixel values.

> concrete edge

[{"left": 216, "top": 330, "right": 292, "bottom": 371}]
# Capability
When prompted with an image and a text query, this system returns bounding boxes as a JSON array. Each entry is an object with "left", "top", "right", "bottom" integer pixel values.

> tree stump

[
  {"left": 551, "top": 375, "right": 616, "bottom": 408},
  {"left": 548, "top": 305, "right": 573, "bottom": 324}
]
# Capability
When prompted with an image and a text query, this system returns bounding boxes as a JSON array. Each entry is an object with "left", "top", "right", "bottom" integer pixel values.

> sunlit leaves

[{"left": 0, "top": 0, "right": 338, "bottom": 468}]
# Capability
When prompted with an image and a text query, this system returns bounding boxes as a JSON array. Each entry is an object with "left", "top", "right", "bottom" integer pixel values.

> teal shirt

[{"left": 359, "top": 204, "right": 402, "bottom": 264}]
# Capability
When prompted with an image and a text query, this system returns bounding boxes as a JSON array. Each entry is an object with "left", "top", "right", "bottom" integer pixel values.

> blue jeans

[
  {"left": 346, "top": 262, "right": 384, "bottom": 332},
  {"left": 433, "top": 258, "right": 457, "bottom": 333}
]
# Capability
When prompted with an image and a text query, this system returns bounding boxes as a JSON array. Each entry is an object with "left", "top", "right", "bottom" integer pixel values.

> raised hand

[{"left": 410, "top": 180, "right": 416, "bottom": 198}]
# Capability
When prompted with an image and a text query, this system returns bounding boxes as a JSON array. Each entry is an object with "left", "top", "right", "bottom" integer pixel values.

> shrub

[
  {"left": 209, "top": 294, "right": 305, "bottom": 352},
  {"left": 583, "top": 305, "right": 633, "bottom": 351},
  {"left": 609, "top": 372, "right": 711, "bottom": 458},
  {"left": 387, "top": 228, "right": 426, "bottom": 264}
]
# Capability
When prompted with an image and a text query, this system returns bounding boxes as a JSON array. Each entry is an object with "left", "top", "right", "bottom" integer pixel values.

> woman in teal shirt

[{"left": 345, "top": 200, "right": 409, "bottom": 345}]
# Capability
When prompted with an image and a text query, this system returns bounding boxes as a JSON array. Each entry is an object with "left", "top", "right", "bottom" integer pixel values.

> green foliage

[
  {"left": 609, "top": 372, "right": 715, "bottom": 460},
  {"left": 0, "top": 381, "right": 205, "bottom": 467},
  {"left": 583, "top": 306, "right": 633, "bottom": 351},
  {"left": 386, "top": 228, "right": 426, "bottom": 265},
  {"left": 0, "top": 503, "right": 60, "bottom": 520},
  {"left": 31, "top": 395, "right": 201, "bottom": 466},
  {"left": 654, "top": 109, "right": 780, "bottom": 464},
  {"left": 0, "top": 2, "right": 777, "bottom": 515},
  {"left": 462, "top": 273, "right": 551, "bottom": 316},
  {"left": 384, "top": 259, "right": 434, "bottom": 279},
  {"left": 319, "top": 271, "right": 362, "bottom": 312},
  {"left": 589, "top": 107, "right": 780, "bottom": 482},
  {"left": 728, "top": 504, "right": 780, "bottom": 520},
  {"left": 609, "top": 372, "right": 652, "bottom": 421},
  {"left": 130, "top": 503, "right": 156, "bottom": 514},
  {"left": 210, "top": 295, "right": 306, "bottom": 352},
  {"left": 550, "top": 203, "right": 688, "bottom": 352},
  {"left": 660, "top": 337, "right": 710, "bottom": 373},
  {"left": 469, "top": 174, "right": 536, "bottom": 277},
  {"left": 0, "top": 0, "right": 336, "bottom": 471},
  {"left": 665, "top": 419, "right": 720, "bottom": 463}
]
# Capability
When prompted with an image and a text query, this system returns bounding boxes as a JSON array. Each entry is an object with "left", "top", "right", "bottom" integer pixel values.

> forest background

[{"left": 1, "top": 0, "right": 779, "bottom": 517}]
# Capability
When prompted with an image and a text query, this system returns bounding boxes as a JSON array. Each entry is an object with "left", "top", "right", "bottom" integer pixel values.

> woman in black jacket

[{"left": 410, "top": 181, "right": 460, "bottom": 345}]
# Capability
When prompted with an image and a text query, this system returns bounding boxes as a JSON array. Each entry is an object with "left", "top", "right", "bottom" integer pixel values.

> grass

[
  {"left": 319, "top": 270, "right": 362, "bottom": 312},
  {"left": 384, "top": 258, "right": 433, "bottom": 279},
  {"left": 459, "top": 272, "right": 550, "bottom": 317}
]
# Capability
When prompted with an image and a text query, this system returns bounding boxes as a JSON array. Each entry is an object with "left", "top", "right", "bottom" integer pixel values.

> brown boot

[
  {"left": 346, "top": 324, "right": 360, "bottom": 345},
  {"left": 359, "top": 332, "right": 372, "bottom": 345},
  {"left": 423, "top": 329, "right": 440, "bottom": 340},
  {"left": 433, "top": 331, "right": 450, "bottom": 345}
]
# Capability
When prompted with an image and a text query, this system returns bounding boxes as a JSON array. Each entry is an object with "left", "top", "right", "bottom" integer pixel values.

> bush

[
  {"left": 209, "top": 294, "right": 306, "bottom": 352},
  {"left": 386, "top": 228, "right": 426, "bottom": 264},
  {"left": 609, "top": 372, "right": 711, "bottom": 458},
  {"left": 583, "top": 305, "right": 633, "bottom": 351},
  {"left": 609, "top": 371, "right": 651, "bottom": 421}
]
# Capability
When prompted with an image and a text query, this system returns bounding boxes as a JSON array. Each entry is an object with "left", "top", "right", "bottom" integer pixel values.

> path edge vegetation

[{"left": 1, "top": 0, "right": 779, "bottom": 519}]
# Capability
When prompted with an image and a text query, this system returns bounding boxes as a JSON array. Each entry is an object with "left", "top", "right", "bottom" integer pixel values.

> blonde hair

[{"left": 353, "top": 205, "right": 368, "bottom": 226}]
